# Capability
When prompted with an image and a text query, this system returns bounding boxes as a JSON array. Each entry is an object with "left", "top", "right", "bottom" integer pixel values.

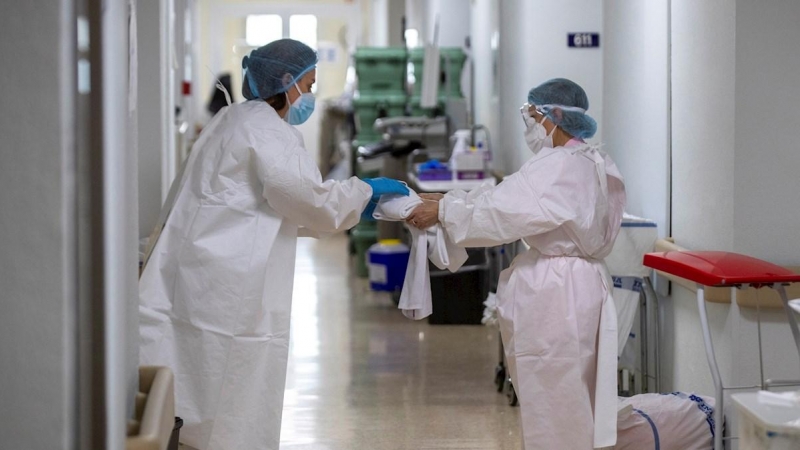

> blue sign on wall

[{"left": 568, "top": 33, "right": 600, "bottom": 48}]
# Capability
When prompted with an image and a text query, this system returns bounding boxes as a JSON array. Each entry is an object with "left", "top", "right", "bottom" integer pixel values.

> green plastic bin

[
  {"left": 351, "top": 221, "right": 378, "bottom": 277},
  {"left": 409, "top": 47, "right": 467, "bottom": 98},
  {"left": 352, "top": 94, "right": 407, "bottom": 136},
  {"left": 354, "top": 47, "right": 408, "bottom": 95}
]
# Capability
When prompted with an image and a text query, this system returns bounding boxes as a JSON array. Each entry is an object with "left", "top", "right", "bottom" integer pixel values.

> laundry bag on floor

[{"left": 614, "top": 392, "right": 715, "bottom": 450}]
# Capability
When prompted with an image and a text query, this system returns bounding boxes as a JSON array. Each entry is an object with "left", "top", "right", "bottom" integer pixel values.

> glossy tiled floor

[
  {"left": 279, "top": 234, "right": 522, "bottom": 449},
  {"left": 180, "top": 234, "right": 521, "bottom": 450}
]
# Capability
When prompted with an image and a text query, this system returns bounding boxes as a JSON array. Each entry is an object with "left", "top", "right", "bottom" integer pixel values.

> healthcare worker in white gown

[
  {"left": 138, "top": 39, "right": 409, "bottom": 450},
  {"left": 407, "top": 78, "right": 626, "bottom": 449}
]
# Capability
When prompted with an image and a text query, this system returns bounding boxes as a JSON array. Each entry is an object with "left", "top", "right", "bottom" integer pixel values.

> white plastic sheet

[{"left": 615, "top": 392, "right": 715, "bottom": 450}]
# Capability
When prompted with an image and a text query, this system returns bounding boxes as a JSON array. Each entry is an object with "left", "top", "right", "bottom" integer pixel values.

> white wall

[
  {"left": 651, "top": 0, "right": 738, "bottom": 398},
  {"left": 0, "top": 2, "right": 77, "bottom": 447},
  {"left": 470, "top": 0, "right": 499, "bottom": 139},
  {"left": 405, "top": 0, "right": 425, "bottom": 38},
  {"left": 733, "top": 0, "right": 800, "bottom": 264},
  {"left": 603, "top": 0, "right": 669, "bottom": 235},
  {"left": 421, "top": 0, "right": 470, "bottom": 47},
  {"left": 370, "top": 0, "right": 389, "bottom": 46},
  {"left": 104, "top": 0, "right": 140, "bottom": 445},
  {"left": 729, "top": 0, "right": 800, "bottom": 392},
  {"left": 387, "top": 0, "right": 406, "bottom": 47},
  {"left": 496, "top": 0, "right": 604, "bottom": 175},
  {"left": 369, "top": 0, "right": 405, "bottom": 47},
  {"left": 0, "top": 1, "right": 139, "bottom": 446},
  {"left": 672, "top": 0, "right": 737, "bottom": 254},
  {"left": 138, "top": 0, "right": 177, "bottom": 240}
]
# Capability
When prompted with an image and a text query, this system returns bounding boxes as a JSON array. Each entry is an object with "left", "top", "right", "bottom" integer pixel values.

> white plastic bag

[{"left": 482, "top": 292, "right": 498, "bottom": 326}]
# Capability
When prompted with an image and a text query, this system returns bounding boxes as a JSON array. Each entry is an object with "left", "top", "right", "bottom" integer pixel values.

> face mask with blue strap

[
  {"left": 285, "top": 83, "right": 315, "bottom": 125},
  {"left": 242, "top": 55, "right": 316, "bottom": 125}
]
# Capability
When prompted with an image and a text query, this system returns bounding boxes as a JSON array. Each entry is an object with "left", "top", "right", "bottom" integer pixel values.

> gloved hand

[
  {"left": 361, "top": 200, "right": 378, "bottom": 221},
  {"left": 363, "top": 177, "right": 410, "bottom": 200}
]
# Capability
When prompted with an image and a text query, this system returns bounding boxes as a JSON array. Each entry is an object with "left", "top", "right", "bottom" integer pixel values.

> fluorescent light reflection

[{"left": 291, "top": 273, "right": 320, "bottom": 358}]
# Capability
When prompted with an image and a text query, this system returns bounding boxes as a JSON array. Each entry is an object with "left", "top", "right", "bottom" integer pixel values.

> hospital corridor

[
  {"left": 276, "top": 236, "right": 520, "bottom": 449},
  {"left": 3, "top": 1, "right": 800, "bottom": 450}
]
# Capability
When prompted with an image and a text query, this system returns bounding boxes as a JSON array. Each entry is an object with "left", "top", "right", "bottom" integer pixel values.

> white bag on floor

[
  {"left": 482, "top": 292, "right": 498, "bottom": 326},
  {"left": 615, "top": 392, "right": 715, "bottom": 450}
]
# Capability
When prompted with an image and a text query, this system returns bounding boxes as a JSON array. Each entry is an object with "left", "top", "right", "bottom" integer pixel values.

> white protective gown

[
  {"left": 139, "top": 101, "right": 372, "bottom": 450},
  {"left": 439, "top": 143, "right": 626, "bottom": 449}
]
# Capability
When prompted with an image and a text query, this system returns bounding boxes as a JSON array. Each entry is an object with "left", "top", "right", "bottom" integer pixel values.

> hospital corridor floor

[{"left": 181, "top": 233, "right": 522, "bottom": 450}]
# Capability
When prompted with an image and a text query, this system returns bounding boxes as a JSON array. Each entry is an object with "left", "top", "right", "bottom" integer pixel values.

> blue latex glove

[
  {"left": 363, "top": 177, "right": 410, "bottom": 200},
  {"left": 361, "top": 200, "right": 378, "bottom": 221}
]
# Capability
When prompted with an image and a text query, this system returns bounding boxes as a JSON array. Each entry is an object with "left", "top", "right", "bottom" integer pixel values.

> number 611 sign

[{"left": 568, "top": 33, "right": 600, "bottom": 48}]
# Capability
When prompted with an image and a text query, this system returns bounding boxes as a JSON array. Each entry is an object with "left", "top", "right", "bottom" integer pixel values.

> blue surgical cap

[
  {"left": 241, "top": 39, "right": 318, "bottom": 100},
  {"left": 527, "top": 78, "right": 597, "bottom": 139}
]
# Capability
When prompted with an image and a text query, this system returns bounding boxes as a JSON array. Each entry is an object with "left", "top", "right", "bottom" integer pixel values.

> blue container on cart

[{"left": 368, "top": 239, "right": 410, "bottom": 291}]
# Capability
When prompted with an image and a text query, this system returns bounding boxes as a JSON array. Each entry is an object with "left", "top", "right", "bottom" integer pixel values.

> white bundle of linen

[{"left": 373, "top": 190, "right": 468, "bottom": 319}]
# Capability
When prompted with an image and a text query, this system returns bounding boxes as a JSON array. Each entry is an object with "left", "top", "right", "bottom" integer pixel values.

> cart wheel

[
  {"left": 505, "top": 378, "right": 519, "bottom": 407},
  {"left": 494, "top": 364, "right": 506, "bottom": 393}
]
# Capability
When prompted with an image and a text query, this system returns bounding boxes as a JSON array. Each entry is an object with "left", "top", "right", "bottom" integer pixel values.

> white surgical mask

[{"left": 523, "top": 111, "right": 556, "bottom": 154}]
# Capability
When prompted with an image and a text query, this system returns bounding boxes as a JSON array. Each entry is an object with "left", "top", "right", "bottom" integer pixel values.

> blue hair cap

[
  {"left": 241, "top": 39, "right": 318, "bottom": 100},
  {"left": 527, "top": 78, "right": 597, "bottom": 139}
]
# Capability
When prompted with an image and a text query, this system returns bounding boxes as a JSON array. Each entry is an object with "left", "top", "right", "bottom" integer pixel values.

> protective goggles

[
  {"left": 521, "top": 103, "right": 547, "bottom": 117},
  {"left": 520, "top": 102, "right": 587, "bottom": 125},
  {"left": 520, "top": 103, "right": 546, "bottom": 126}
]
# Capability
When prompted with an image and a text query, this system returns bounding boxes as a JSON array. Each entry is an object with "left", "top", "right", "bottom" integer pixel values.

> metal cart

[{"left": 491, "top": 241, "right": 524, "bottom": 406}]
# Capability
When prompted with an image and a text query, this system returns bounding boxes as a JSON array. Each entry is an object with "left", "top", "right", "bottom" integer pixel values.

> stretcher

[{"left": 643, "top": 250, "right": 800, "bottom": 450}]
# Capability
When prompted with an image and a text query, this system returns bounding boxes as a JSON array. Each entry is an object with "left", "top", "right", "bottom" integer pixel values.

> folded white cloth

[
  {"left": 374, "top": 191, "right": 467, "bottom": 319},
  {"left": 427, "top": 225, "right": 468, "bottom": 271},
  {"left": 372, "top": 190, "right": 423, "bottom": 220}
]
